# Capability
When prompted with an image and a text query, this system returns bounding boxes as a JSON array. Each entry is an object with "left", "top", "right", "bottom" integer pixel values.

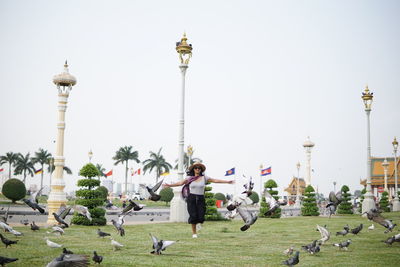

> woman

[{"left": 164, "top": 162, "right": 234, "bottom": 238}]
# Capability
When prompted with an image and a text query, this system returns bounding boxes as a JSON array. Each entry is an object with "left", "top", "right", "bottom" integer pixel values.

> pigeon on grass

[
  {"left": 316, "top": 224, "right": 330, "bottom": 244},
  {"left": 368, "top": 224, "right": 375, "bottom": 230},
  {"left": 0, "top": 255, "right": 18, "bottom": 266},
  {"left": 110, "top": 238, "right": 124, "bottom": 251},
  {"left": 283, "top": 246, "right": 294, "bottom": 256},
  {"left": 282, "top": 251, "right": 299, "bottom": 266},
  {"left": 149, "top": 233, "right": 177, "bottom": 255},
  {"left": 333, "top": 239, "right": 352, "bottom": 250},
  {"left": 383, "top": 233, "right": 400, "bottom": 245},
  {"left": 63, "top": 248, "right": 74, "bottom": 254},
  {"left": 336, "top": 225, "right": 350, "bottom": 236},
  {"left": 363, "top": 208, "right": 397, "bottom": 233},
  {"left": 46, "top": 253, "right": 89, "bottom": 267},
  {"left": 30, "top": 221, "right": 40, "bottom": 231},
  {"left": 48, "top": 226, "right": 64, "bottom": 235},
  {"left": 301, "top": 240, "right": 320, "bottom": 253},
  {"left": 351, "top": 224, "right": 363, "bottom": 235},
  {"left": 92, "top": 251, "right": 103, "bottom": 264},
  {"left": 0, "top": 233, "right": 18, "bottom": 248},
  {"left": 97, "top": 229, "right": 111, "bottom": 238},
  {"left": 45, "top": 237, "right": 62, "bottom": 248}
]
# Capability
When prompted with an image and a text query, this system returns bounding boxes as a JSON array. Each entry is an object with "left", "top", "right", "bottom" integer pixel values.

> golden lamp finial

[
  {"left": 176, "top": 32, "right": 193, "bottom": 65},
  {"left": 361, "top": 84, "right": 373, "bottom": 109}
]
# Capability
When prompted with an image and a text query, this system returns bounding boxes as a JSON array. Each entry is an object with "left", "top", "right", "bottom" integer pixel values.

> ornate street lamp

[
  {"left": 303, "top": 136, "right": 315, "bottom": 186},
  {"left": 47, "top": 61, "right": 76, "bottom": 225},
  {"left": 295, "top": 162, "right": 301, "bottom": 207},
  {"left": 170, "top": 33, "right": 193, "bottom": 222},
  {"left": 333, "top": 181, "right": 337, "bottom": 192},
  {"left": 187, "top": 145, "right": 193, "bottom": 168},
  {"left": 382, "top": 158, "right": 389, "bottom": 196},
  {"left": 361, "top": 85, "right": 376, "bottom": 213},
  {"left": 392, "top": 137, "right": 400, "bottom": 211},
  {"left": 88, "top": 149, "right": 93, "bottom": 163}
]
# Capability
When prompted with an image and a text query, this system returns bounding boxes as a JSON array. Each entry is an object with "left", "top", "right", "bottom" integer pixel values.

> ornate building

[{"left": 284, "top": 177, "right": 306, "bottom": 204}]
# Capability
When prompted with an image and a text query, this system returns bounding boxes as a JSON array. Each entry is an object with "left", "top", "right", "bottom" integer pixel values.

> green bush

[
  {"left": 358, "top": 188, "right": 367, "bottom": 213},
  {"left": 214, "top": 193, "right": 226, "bottom": 202},
  {"left": 75, "top": 189, "right": 103, "bottom": 199},
  {"left": 260, "top": 179, "right": 281, "bottom": 218},
  {"left": 204, "top": 182, "right": 225, "bottom": 221},
  {"left": 248, "top": 191, "right": 259, "bottom": 204},
  {"left": 379, "top": 191, "right": 390, "bottom": 212},
  {"left": 77, "top": 179, "right": 100, "bottom": 188},
  {"left": 1, "top": 179, "right": 26, "bottom": 203},
  {"left": 301, "top": 185, "right": 320, "bottom": 216},
  {"left": 75, "top": 199, "right": 104, "bottom": 209},
  {"left": 159, "top": 187, "right": 173, "bottom": 204},
  {"left": 79, "top": 163, "right": 100, "bottom": 178},
  {"left": 97, "top": 186, "right": 108, "bottom": 201},
  {"left": 338, "top": 185, "right": 353, "bottom": 214}
]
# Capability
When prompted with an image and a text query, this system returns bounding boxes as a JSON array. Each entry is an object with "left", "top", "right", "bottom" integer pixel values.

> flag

[
  {"left": 261, "top": 167, "right": 271, "bottom": 176},
  {"left": 160, "top": 172, "right": 170, "bottom": 176},
  {"left": 225, "top": 168, "right": 235, "bottom": 176},
  {"left": 105, "top": 170, "right": 113, "bottom": 177},
  {"left": 131, "top": 168, "right": 141, "bottom": 176},
  {"left": 35, "top": 169, "right": 43, "bottom": 175},
  {"left": 0, "top": 168, "right": 4, "bottom": 172}
]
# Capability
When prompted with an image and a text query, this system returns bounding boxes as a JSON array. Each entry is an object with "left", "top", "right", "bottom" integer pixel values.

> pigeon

[
  {"left": 45, "top": 237, "right": 62, "bottom": 248},
  {"left": 22, "top": 188, "right": 45, "bottom": 214},
  {"left": 20, "top": 218, "right": 29, "bottom": 226},
  {"left": 0, "top": 205, "right": 10, "bottom": 224},
  {"left": 224, "top": 209, "right": 238, "bottom": 219},
  {"left": 368, "top": 224, "right": 375, "bottom": 230},
  {"left": 120, "top": 200, "right": 145, "bottom": 215},
  {"left": 333, "top": 239, "right": 352, "bottom": 250},
  {"left": 72, "top": 205, "right": 92, "bottom": 221},
  {"left": 336, "top": 225, "right": 349, "bottom": 236},
  {"left": 49, "top": 226, "right": 65, "bottom": 235},
  {"left": 62, "top": 248, "right": 74, "bottom": 254},
  {"left": 301, "top": 240, "right": 318, "bottom": 252},
  {"left": 383, "top": 233, "right": 400, "bottom": 245},
  {"left": 53, "top": 205, "right": 71, "bottom": 228},
  {"left": 316, "top": 224, "right": 330, "bottom": 244},
  {"left": 0, "top": 233, "right": 18, "bottom": 248},
  {"left": 111, "top": 215, "right": 126, "bottom": 237},
  {"left": 326, "top": 191, "right": 342, "bottom": 218},
  {"left": 30, "top": 221, "right": 40, "bottom": 231},
  {"left": 226, "top": 190, "right": 254, "bottom": 211},
  {"left": 282, "top": 251, "right": 299, "bottom": 266},
  {"left": 351, "top": 224, "right": 363, "bottom": 235},
  {"left": 46, "top": 253, "right": 89, "bottom": 267},
  {"left": 236, "top": 206, "right": 258, "bottom": 231},
  {"left": 97, "top": 229, "right": 111, "bottom": 238},
  {"left": 92, "top": 251, "right": 103, "bottom": 264},
  {"left": 263, "top": 190, "right": 287, "bottom": 216},
  {"left": 111, "top": 238, "right": 124, "bottom": 250},
  {"left": 8, "top": 229, "right": 23, "bottom": 237},
  {"left": 283, "top": 246, "right": 294, "bottom": 256},
  {"left": 0, "top": 222, "right": 13, "bottom": 232},
  {"left": 143, "top": 179, "right": 164, "bottom": 201},
  {"left": 149, "top": 233, "right": 177, "bottom": 255},
  {"left": 242, "top": 175, "right": 254, "bottom": 195},
  {"left": 363, "top": 208, "right": 397, "bottom": 233},
  {"left": 0, "top": 256, "right": 18, "bottom": 266}
]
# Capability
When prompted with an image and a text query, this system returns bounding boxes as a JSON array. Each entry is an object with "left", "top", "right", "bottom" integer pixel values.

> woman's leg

[{"left": 191, "top": 224, "right": 197, "bottom": 235}]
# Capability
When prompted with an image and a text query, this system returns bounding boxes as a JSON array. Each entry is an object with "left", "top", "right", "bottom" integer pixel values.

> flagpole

[{"left": 259, "top": 164, "right": 263, "bottom": 207}]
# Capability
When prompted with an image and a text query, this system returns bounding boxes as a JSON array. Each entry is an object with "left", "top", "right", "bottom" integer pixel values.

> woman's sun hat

[{"left": 188, "top": 162, "right": 206, "bottom": 172}]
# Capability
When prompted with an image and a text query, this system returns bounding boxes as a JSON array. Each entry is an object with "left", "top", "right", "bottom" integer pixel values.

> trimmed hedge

[
  {"left": 379, "top": 191, "right": 390, "bottom": 212},
  {"left": 159, "top": 187, "right": 173, "bottom": 204},
  {"left": 338, "top": 185, "right": 353, "bottom": 214},
  {"left": 2, "top": 179, "right": 26, "bottom": 203},
  {"left": 301, "top": 185, "right": 320, "bottom": 216},
  {"left": 204, "top": 182, "right": 225, "bottom": 221},
  {"left": 77, "top": 179, "right": 100, "bottom": 188},
  {"left": 248, "top": 191, "right": 259, "bottom": 204},
  {"left": 260, "top": 179, "right": 281, "bottom": 218}
]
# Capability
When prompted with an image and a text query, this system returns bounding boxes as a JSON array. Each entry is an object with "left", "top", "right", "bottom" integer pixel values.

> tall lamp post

[
  {"left": 170, "top": 33, "right": 193, "bottom": 222},
  {"left": 47, "top": 61, "right": 76, "bottom": 224},
  {"left": 187, "top": 145, "right": 193, "bottom": 167},
  {"left": 392, "top": 137, "right": 400, "bottom": 211},
  {"left": 382, "top": 158, "right": 389, "bottom": 196},
  {"left": 303, "top": 136, "right": 315, "bottom": 186},
  {"left": 333, "top": 181, "right": 337, "bottom": 192},
  {"left": 295, "top": 162, "right": 301, "bottom": 207},
  {"left": 88, "top": 149, "right": 93, "bottom": 163},
  {"left": 361, "top": 85, "right": 376, "bottom": 213}
]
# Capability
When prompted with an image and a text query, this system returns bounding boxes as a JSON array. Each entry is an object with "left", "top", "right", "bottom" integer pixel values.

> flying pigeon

[
  {"left": 149, "top": 233, "right": 177, "bottom": 255},
  {"left": 283, "top": 246, "right": 294, "bottom": 256},
  {"left": 45, "top": 237, "right": 62, "bottom": 248},
  {"left": 0, "top": 233, "right": 18, "bottom": 248},
  {"left": 282, "top": 251, "right": 299, "bottom": 266},
  {"left": 111, "top": 215, "right": 126, "bottom": 237},
  {"left": 120, "top": 200, "right": 145, "bottom": 215},
  {"left": 224, "top": 209, "right": 238, "bottom": 219},
  {"left": 363, "top": 208, "right": 397, "bottom": 233},
  {"left": 263, "top": 190, "right": 287, "bottom": 216},
  {"left": 336, "top": 225, "right": 349, "bottom": 236},
  {"left": 92, "top": 251, "right": 103, "bottom": 264},
  {"left": 97, "top": 229, "right": 111, "bottom": 238},
  {"left": 49, "top": 226, "right": 64, "bottom": 235},
  {"left": 333, "top": 239, "right": 352, "bottom": 250},
  {"left": 30, "top": 221, "right": 40, "bottom": 231},
  {"left": 22, "top": 187, "right": 45, "bottom": 214},
  {"left": 143, "top": 179, "right": 164, "bottom": 201},
  {"left": 0, "top": 256, "right": 18, "bottom": 266},
  {"left": 368, "top": 224, "right": 375, "bottom": 230},
  {"left": 62, "top": 248, "right": 74, "bottom": 254},
  {"left": 72, "top": 205, "right": 92, "bottom": 221},
  {"left": 383, "top": 233, "right": 400, "bottom": 245},
  {"left": 242, "top": 175, "right": 254, "bottom": 195},
  {"left": 0, "top": 222, "right": 13, "bottom": 232},
  {"left": 326, "top": 191, "right": 342, "bottom": 218},
  {"left": 316, "top": 224, "right": 330, "bottom": 244},
  {"left": 53, "top": 205, "right": 71, "bottom": 228},
  {"left": 0, "top": 205, "right": 10, "bottom": 224},
  {"left": 236, "top": 206, "right": 258, "bottom": 231},
  {"left": 111, "top": 238, "right": 124, "bottom": 251},
  {"left": 46, "top": 253, "right": 89, "bottom": 267},
  {"left": 351, "top": 224, "right": 363, "bottom": 235}
]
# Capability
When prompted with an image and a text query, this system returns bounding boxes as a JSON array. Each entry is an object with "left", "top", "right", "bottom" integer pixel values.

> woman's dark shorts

[{"left": 187, "top": 194, "right": 206, "bottom": 224}]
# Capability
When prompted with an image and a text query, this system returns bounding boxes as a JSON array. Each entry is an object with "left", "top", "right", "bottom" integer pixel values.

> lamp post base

[
  {"left": 361, "top": 195, "right": 376, "bottom": 214},
  {"left": 169, "top": 187, "right": 188, "bottom": 222},
  {"left": 392, "top": 198, "right": 400, "bottom": 212}
]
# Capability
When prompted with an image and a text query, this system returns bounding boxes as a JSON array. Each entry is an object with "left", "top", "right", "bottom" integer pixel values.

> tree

[
  {"left": 159, "top": 187, "right": 173, "bottom": 205},
  {"left": 260, "top": 179, "right": 281, "bottom": 218},
  {"left": 2, "top": 178, "right": 26, "bottom": 203},
  {"left": 337, "top": 185, "right": 353, "bottom": 214},
  {"left": 214, "top": 193, "right": 226, "bottom": 202},
  {"left": 47, "top": 160, "right": 73, "bottom": 175},
  {"left": 248, "top": 191, "right": 259, "bottom": 204},
  {"left": 205, "top": 184, "right": 225, "bottom": 221},
  {"left": 379, "top": 191, "right": 390, "bottom": 212},
  {"left": 143, "top": 148, "right": 172, "bottom": 183},
  {"left": 0, "top": 152, "right": 18, "bottom": 179},
  {"left": 113, "top": 146, "right": 140, "bottom": 195},
  {"left": 32, "top": 148, "right": 52, "bottom": 190},
  {"left": 14, "top": 153, "right": 35, "bottom": 183},
  {"left": 301, "top": 185, "right": 320, "bottom": 216},
  {"left": 95, "top": 164, "right": 107, "bottom": 180},
  {"left": 71, "top": 163, "right": 106, "bottom": 226},
  {"left": 358, "top": 188, "right": 367, "bottom": 213}
]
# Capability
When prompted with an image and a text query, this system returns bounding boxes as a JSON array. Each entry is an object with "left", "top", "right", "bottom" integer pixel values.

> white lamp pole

[
  {"left": 88, "top": 149, "right": 93, "bottom": 163},
  {"left": 382, "top": 158, "right": 389, "bottom": 196},
  {"left": 361, "top": 85, "right": 376, "bottom": 214},
  {"left": 170, "top": 33, "right": 193, "bottom": 222},
  {"left": 295, "top": 162, "right": 301, "bottom": 207},
  {"left": 392, "top": 137, "right": 400, "bottom": 211},
  {"left": 47, "top": 61, "right": 76, "bottom": 225},
  {"left": 303, "top": 136, "right": 315, "bottom": 187}
]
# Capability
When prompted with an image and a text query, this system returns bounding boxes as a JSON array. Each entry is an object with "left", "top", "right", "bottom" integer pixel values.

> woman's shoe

[{"left": 192, "top": 234, "right": 198, "bottom": 238}]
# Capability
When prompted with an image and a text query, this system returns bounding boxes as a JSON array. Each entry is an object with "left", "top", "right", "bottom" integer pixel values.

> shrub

[
  {"left": 79, "top": 163, "right": 100, "bottom": 179},
  {"left": 260, "top": 179, "right": 281, "bottom": 218},
  {"left": 77, "top": 179, "right": 100, "bottom": 189},
  {"left": 338, "top": 185, "right": 353, "bottom": 214},
  {"left": 248, "top": 191, "right": 259, "bottom": 204},
  {"left": 358, "top": 188, "right": 367, "bottom": 213},
  {"left": 96, "top": 186, "right": 108, "bottom": 201},
  {"left": 301, "top": 185, "right": 320, "bottom": 216},
  {"left": 214, "top": 193, "right": 226, "bottom": 202},
  {"left": 2, "top": 179, "right": 26, "bottom": 203},
  {"left": 159, "top": 187, "right": 173, "bottom": 204},
  {"left": 379, "top": 191, "right": 390, "bottom": 212},
  {"left": 204, "top": 182, "right": 225, "bottom": 221}
]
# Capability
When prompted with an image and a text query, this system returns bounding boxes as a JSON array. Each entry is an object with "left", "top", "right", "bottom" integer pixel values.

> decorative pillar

[
  {"left": 47, "top": 61, "right": 76, "bottom": 224},
  {"left": 392, "top": 137, "right": 400, "bottom": 211},
  {"left": 303, "top": 136, "right": 315, "bottom": 186},
  {"left": 294, "top": 162, "right": 301, "bottom": 207},
  {"left": 382, "top": 158, "right": 389, "bottom": 196}
]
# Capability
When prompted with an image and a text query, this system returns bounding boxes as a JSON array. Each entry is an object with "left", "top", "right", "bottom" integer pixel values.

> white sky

[{"left": 0, "top": 0, "right": 399, "bottom": 197}]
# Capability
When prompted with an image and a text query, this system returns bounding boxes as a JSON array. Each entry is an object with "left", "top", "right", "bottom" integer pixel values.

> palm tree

[
  {"left": 113, "top": 146, "right": 140, "bottom": 194},
  {"left": 32, "top": 148, "right": 52, "bottom": 190},
  {"left": 174, "top": 152, "right": 202, "bottom": 171},
  {"left": 95, "top": 163, "right": 107, "bottom": 180},
  {"left": 46, "top": 160, "right": 73, "bottom": 175},
  {"left": 14, "top": 153, "right": 35, "bottom": 183},
  {"left": 143, "top": 148, "right": 172, "bottom": 183},
  {"left": 0, "top": 152, "right": 19, "bottom": 179}
]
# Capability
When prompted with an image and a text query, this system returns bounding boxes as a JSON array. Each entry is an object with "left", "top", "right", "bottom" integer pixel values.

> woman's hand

[
  {"left": 163, "top": 183, "right": 171, "bottom": 188},
  {"left": 228, "top": 180, "right": 235, "bottom": 184}
]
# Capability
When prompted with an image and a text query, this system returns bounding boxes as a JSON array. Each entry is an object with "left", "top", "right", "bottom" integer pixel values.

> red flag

[
  {"left": 105, "top": 170, "right": 113, "bottom": 177},
  {"left": 132, "top": 168, "right": 141, "bottom": 176},
  {"left": 137, "top": 168, "right": 141, "bottom": 175},
  {"left": 0, "top": 168, "right": 4, "bottom": 172}
]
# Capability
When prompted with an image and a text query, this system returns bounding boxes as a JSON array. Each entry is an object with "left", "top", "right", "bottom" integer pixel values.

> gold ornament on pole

[{"left": 176, "top": 33, "right": 193, "bottom": 65}]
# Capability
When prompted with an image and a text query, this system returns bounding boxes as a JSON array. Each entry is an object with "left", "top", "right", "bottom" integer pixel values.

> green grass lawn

[{"left": 1, "top": 213, "right": 400, "bottom": 266}]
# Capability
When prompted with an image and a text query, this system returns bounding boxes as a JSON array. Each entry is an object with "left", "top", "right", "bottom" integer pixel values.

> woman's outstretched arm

[
  {"left": 163, "top": 179, "right": 186, "bottom": 188},
  {"left": 208, "top": 178, "right": 235, "bottom": 184}
]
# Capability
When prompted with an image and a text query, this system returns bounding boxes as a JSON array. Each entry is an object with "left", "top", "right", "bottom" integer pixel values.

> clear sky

[{"left": 0, "top": 0, "right": 399, "bottom": 197}]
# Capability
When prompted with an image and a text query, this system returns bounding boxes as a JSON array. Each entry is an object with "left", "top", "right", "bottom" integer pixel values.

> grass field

[{"left": 1, "top": 213, "right": 400, "bottom": 266}]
